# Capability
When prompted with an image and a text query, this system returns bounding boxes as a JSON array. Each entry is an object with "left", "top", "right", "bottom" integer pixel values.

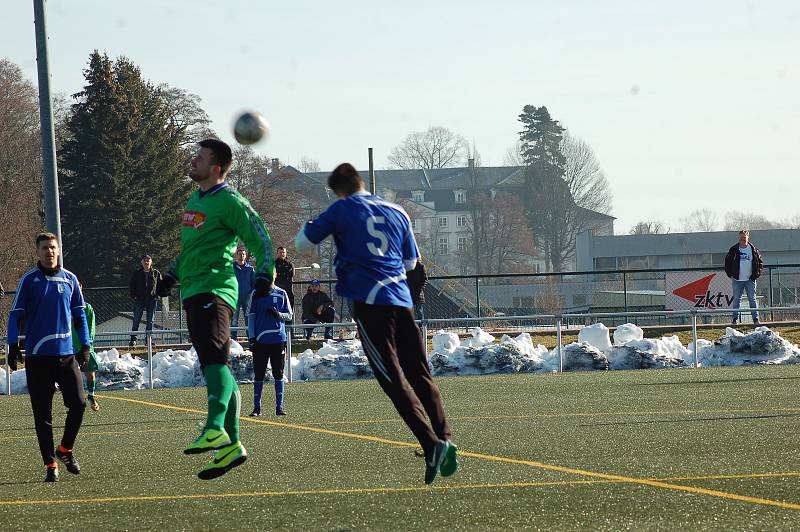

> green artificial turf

[{"left": 2, "top": 366, "right": 800, "bottom": 530}]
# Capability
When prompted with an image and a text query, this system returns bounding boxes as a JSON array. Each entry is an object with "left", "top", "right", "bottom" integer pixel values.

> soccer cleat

[
  {"left": 55, "top": 447, "right": 80, "bottom": 474},
  {"left": 183, "top": 427, "right": 231, "bottom": 455},
  {"left": 197, "top": 441, "right": 248, "bottom": 480},
  {"left": 44, "top": 466, "right": 59, "bottom": 482},
  {"left": 276, "top": 407, "right": 287, "bottom": 416},
  {"left": 439, "top": 440, "right": 459, "bottom": 477},
  {"left": 424, "top": 440, "right": 449, "bottom": 485},
  {"left": 89, "top": 396, "right": 100, "bottom": 412},
  {"left": 248, "top": 408, "right": 261, "bottom": 417}
]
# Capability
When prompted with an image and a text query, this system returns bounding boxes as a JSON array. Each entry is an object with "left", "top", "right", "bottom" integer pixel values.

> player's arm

[
  {"left": 246, "top": 296, "right": 258, "bottom": 342},
  {"left": 401, "top": 216, "right": 421, "bottom": 272},
  {"left": 273, "top": 291, "right": 293, "bottom": 321},
  {"left": 229, "top": 195, "right": 274, "bottom": 283},
  {"left": 295, "top": 202, "right": 339, "bottom": 253},
  {"left": 156, "top": 257, "right": 180, "bottom": 296},
  {"left": 70, "top": 279, "right": 91, "bottom": 347}
]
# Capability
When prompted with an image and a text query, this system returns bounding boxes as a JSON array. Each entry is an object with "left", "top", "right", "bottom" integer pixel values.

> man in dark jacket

[
  {"left": 724, "top": 230, "right": 763, "bottom": 326},
  {"left": 406, "top": 262, "right": 427, "bottom": 319},
  {"left": 301, "top": 279, "right": 335, "bottom": 340},
  {"left": 128, "top": 254, "right": 162, "bottom": 346},
  {"left": 232, "top": 248, "right": 256, "bottom": 338},
  {"left": 274, "top": 246, "right": 295, "bottom": 311}
]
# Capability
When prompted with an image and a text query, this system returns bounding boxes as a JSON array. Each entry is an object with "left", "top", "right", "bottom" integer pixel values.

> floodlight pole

[
  {"left": 368, "top": 148, "right": 376, "bottom": 194},
  {"left": 33, "top": 0, "right": 62, "bottom": 247}
]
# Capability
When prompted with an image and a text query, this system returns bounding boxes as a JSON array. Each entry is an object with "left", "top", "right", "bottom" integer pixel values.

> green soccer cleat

[
  {"left": 197, "top": 441, "right": 248, "bottom": 480},
  {"left": 439, "top": 440, "right": 459, "bottom": 477},
  {"left": 183, "top": 427, "right": 231, "bottom": 455}
]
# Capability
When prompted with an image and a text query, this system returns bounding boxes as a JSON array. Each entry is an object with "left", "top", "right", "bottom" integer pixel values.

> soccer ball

[{"left": 233, "top": 111, "right": 269, "bottom": 145}]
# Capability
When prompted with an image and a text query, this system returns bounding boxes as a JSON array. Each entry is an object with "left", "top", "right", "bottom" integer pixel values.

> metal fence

[{"left": 2, "top": 264, "right": 800, "bottom": 338}]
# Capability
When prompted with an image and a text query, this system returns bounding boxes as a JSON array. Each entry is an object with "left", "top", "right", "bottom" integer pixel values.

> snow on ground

[{"left": 3, "top": 325, "right": 800, "bottom": 394}]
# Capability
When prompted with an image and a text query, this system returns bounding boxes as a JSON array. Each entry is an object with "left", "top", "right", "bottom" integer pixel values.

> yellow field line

[
  {"left": 92, "top": 394, "right": 800, "bottom": 511},
  {"left": 2, "top": 473, "right": 800, "bottom": 507}
]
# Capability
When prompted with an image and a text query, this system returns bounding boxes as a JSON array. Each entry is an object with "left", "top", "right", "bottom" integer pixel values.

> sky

[{"left": 3, "top": 0, "right": 799, "bottom": 233}]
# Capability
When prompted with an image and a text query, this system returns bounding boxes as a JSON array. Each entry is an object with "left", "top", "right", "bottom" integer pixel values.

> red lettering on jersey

[{"left": 182, "top": 210, "right": 206, "bottom": 230}]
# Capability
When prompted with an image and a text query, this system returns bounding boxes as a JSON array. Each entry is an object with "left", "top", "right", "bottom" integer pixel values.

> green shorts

[{"left": 82, "top": 351, "right": 99, "bottom": 373}]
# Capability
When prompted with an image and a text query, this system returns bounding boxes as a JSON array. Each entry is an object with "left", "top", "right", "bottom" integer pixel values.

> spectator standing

[
  {"left": 232, "top": 248, "right": 255, "bottom": 338},
  {"left": 724, "top": 229, "right": 763, "bottom": 326},
  {"left": 128, "top": 254, "right": 162, "bottom": 346},
  {"left": 301, "top": 280, "right": 335, "bottom": 340},
  {"left": 274, "top": 246, "right": 295, "bottom": 311}
]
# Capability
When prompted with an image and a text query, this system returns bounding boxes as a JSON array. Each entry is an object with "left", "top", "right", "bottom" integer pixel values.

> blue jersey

[
  {"left": 300, "top": 192, "right": 419, "bottom": 307},
  {"left": 7, "top": 266, "right": 90, "bottom": 356},
  {"left": 247, "top": 286, "right": 293, "bottom": 344}
]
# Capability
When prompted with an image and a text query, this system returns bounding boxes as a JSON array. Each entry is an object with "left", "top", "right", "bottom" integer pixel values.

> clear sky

[{"left": 4, "top": 0, "right": 799, "bottom": 233}]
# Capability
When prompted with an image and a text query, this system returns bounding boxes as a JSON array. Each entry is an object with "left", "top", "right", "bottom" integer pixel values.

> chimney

[
  {"left": 271, "top": 158, "right": 280, "bottom": 175},
  {"left": 468, "top": 158, "right": 474, "bottom": 171}
]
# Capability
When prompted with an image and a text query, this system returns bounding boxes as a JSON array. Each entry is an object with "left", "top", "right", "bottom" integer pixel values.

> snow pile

[{"left": 4, "top": 325, "right": 800, "bottom": 395}]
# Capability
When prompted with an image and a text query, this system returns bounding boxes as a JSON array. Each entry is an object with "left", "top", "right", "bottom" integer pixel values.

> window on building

[
  {"left": 457, "top": 237, "right": 468, "bottom": 253},
  {"left": 411, "top": 218, "right": 419, "bottom": 231},
  {"left": 412, "top": 190, "right": 424, "bottom": 202},
  {"left": 455, "top": 190, "right": 466, "bottom": 203},
  {"left": 457, "top": 215, "right": 468, "bottom": 227},
  {"left": 594, "top": 257, "right": 616, "bottom": 270},
  {"left": 438, "top": 236, "right": 448, "bottom": 255},
  {"left": 438, "top": 216, "right": 448, "bottom": 228}
]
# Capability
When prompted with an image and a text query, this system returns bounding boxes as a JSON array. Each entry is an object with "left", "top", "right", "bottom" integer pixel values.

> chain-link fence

[{"left": 3, "top": 264, "right": 800, "bottom": 341}]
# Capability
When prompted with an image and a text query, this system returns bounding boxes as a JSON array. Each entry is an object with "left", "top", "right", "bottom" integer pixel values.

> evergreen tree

[{"left": 59, "top": 51, "right": 191, "bottom": 286}]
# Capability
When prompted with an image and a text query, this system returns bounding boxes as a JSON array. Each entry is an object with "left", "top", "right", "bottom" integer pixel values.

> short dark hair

[
  {"left": 198, "top": 138, "right": 233, "bottom": 176},
  {"left": 35, "top": 232, "right": 58, "bottom": 247},
  {"left": 328, "top": 163, "right": 365, "bottom": 195},
  {"left": 277, "top": 246, "right": 285, "bottom": 251}
]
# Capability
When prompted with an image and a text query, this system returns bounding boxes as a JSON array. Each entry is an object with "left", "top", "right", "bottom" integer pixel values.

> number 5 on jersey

[{"left": 367, "top": 216, "right": 388, "bottom": 256}]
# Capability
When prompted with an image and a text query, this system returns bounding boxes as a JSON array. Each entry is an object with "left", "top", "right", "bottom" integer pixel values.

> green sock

[
  {"left": 87, "top": 379, "right": 96, "bottom": 397},
  {"left": 203, "top": 364, "right": 234, "bottom": 432},
  {"left": 223, "top": 384, "right": 242, "bottom": 444}
]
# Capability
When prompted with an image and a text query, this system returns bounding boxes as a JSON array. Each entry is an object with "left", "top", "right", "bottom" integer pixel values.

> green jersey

[
  {"left": 169, "top": 183, "right": 273, "bottom": 309},
  {"left": 72, "top": 303, "right": 96, "bottom": 355}
]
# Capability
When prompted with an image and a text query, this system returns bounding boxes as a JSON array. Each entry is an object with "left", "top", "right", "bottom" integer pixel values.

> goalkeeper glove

[
  {"left": 156, "top": 273, "right": 177, "bottom": 297},
  {"left": 76, "top": 345, "right": 91, "bottom": 370},
  {"left": 8, "top": 344, "right": 23, "bottom": 371}
]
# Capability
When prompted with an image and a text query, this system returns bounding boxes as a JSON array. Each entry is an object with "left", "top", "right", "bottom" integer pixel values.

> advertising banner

[{"left": 665, "top": 271, "right": 734, "bottom": 311}]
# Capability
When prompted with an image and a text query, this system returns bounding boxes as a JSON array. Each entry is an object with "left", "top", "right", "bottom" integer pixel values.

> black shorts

[{"left": 184, "top": 293, "right": 233, "bottom": 368}]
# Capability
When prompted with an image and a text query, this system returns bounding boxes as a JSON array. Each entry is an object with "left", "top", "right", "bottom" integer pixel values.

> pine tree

[{"left": 59, "top": 51, "right": 191, "bottom": 286}]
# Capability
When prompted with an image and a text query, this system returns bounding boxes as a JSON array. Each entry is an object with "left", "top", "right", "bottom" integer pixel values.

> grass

[{"left": 2, "top": 366, "right": 800, "bottom": 530}]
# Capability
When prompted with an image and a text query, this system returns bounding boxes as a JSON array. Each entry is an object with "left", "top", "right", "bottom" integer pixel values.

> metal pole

[
  {"left": 769, "top": 267, "right": 775, "bottom": 322},
  {"left": 622, "top": 271, "right": 629, "bottom": 324},
  {"left": 368, "top": 148, "right": 376, "bottom": 194},
  {"left": 5, "top": 343, "right": 10, "bottom": 396},
  {"left": 33, "top": 0, "right": 62, "bottom": 245},
  {"left": 422, "top": 316, "right": 428, "bottom": 359},
  {"left": 286, "top": 327, "right": 293, "bottom": 383},
  {"left": 147, "top": 332, "right": 154, "bottom": 389},
  {"left": 556, "top": 316, "right": 563, "bottom": 373},
  {"left": 691, "top": 312, "right": 699, "bottom": 368},
  {"left": 475, "top": 277, "right": 481, "bottom": 318}
]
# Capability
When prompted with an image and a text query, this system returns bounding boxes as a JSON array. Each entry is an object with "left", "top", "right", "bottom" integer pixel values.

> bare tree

[
  {"left": 503, "top": 141, "right": 524, "bottom": 166},
  {"left": 0, "top": 59, "right": 44, "bottom": 298},
  {"left": 562, "top": 132, "right": 613, "bottom": 220},
  {"left": 723, "top": 211, "right": 779, "bottom": 231},
  {"left": 228, "top": 145, "right": 271, "bottom": 192},
  {"left": 680, "top": 209, "right": 719, "bottom": 232},
  {"left": 629, "top": 221, "right": 668, "bottom": 235},
  {"left": 295, "top": 156, "right": 320, "bottom": 173},
  {"left": 387, "top": 126, "right": 468, "bottom": 169},
  {"left": 156, "top": 84, "right": 216, "bottom": 148}
]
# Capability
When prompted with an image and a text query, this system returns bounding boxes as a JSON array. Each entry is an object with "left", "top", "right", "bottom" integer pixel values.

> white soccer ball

[{"left": 233, "top": 111, "right": 269, "bottom": 145}]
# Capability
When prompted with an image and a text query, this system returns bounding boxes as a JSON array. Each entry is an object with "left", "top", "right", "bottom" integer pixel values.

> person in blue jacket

[
  {"left": 232, "top": 248, "right": 256, "bottom": 338},
  {"left": 7, "top": 233, "right": 92, "bottom": 482},
  {"left": 247, "top": 282, "right": 292, "bottom": 416}
]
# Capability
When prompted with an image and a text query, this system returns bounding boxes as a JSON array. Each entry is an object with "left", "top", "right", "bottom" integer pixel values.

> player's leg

[
  {"left": 25, "top": 357, "right": 59, "bottom": 477},
  {"left": 54, "top": 355, "right": 86, "bottom": 475},
  {"left": 184, "top": 294, "right": 234, "bottom": 453},
  {"left": 85, "top": 350, "right": 100, "bottom": 411},
  {"left": 396, "top": 307, "right": 458, "bottom": 477},
  {"left": 267, "top": 342, "right": 286, "bottom": 415},
  {"left": 352, "top": 302, "right": 439, "bottom": 457},
  {"left": 250, "top": 343, "right": 268, "bottom": 416}
]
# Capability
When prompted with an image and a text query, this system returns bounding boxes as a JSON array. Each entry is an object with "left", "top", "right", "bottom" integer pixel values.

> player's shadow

[
  {"left": 633, "top": 375, "right": 800, "bottom": 386},
  {"left": 580, "top": 412, "right": 800, "bottom": 427},
  {"left": 1, "top": 416, "right": 200, "bottom": 433}
]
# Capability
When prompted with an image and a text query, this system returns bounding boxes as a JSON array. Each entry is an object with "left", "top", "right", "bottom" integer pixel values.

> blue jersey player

[
  {"left": 7, "top": 233, "right": 92, "bottom": 482},
  {"left": 295, "top": 163, "right": 458, "bottom": 484},
  {"left": 247, "top": 284, "right": 293, "bottom": 416}
]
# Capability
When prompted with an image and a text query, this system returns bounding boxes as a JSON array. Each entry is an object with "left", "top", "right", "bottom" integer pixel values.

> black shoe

[
  {"left": 44, "top": 466, "right": 59, "bottom": 482},
  {"left": 754, "top": 319, "right": 761, "bottom": 326},
  {"left": 248, "top": 408, "right": 261, "bottom": 417},
  {"left": 55, "top": 448, "right": 80, "bottom": 475},
  {"left": 129, "top": 340, "right": 137, "bottom": 347},
  {"left": 424, "top": 440, "right": 448, "bottom": 485},
  {"left": 731, "top": 320, "right": 738, "bottom": 326},
  {"left": 276, "top": 407, "right": 287, "bottom": 416}
]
